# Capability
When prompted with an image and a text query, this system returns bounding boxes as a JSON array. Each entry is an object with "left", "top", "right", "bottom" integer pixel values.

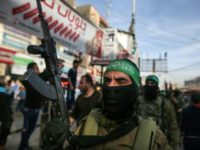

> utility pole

[
  {"left": 128, "top": 0, "right": 139, "bottom": 66},
  {"left": 129, "top": 0, "right": 136, "bottom": 55}
]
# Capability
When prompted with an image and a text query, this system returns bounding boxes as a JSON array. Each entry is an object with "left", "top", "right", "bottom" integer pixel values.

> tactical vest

[{"left": 73, "top": 109, "right": 157, "bottom": 150}]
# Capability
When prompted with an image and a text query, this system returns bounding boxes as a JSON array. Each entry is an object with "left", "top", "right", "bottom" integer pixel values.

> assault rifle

[{"left": 21, "top": 0, "right": 71, "bottom": 149}]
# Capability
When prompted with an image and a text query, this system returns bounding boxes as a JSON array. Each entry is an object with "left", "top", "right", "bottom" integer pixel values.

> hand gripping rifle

[{"left": 21, "top": 0, "right": 71, "bottom": 149}]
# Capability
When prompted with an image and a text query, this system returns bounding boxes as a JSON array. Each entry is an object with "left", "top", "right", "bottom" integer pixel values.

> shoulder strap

[
  {"left": 133, "top": 118, "right": 157, "bottom": 150},
  {"left": 69, "top": 116, "right": 138, "bottom": 148}
]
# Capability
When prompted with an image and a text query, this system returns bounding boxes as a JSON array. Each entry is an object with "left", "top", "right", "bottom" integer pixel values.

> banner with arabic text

[{"left": 0, "top": 0, "right": 104, "bottom": 58}]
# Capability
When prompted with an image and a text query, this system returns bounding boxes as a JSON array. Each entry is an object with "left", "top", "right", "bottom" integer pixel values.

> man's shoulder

[
  {"left": 138, "top": 118, "right": 171, "bottom": 149},
  {"left": 68, "top": 68, "right": 74, "bottom": 74},
  {"left": 159, "top": 96, "right": 174, "bottom": 110},
  {"left": 131, "top": 117, "right": 171, "bottom": 150},
  {"left": 93, "top": 90, "right": 102, "bottom": 97},
  {"left": 182, "top": 105, "right": 195, "bottom": 113},
  {"left": 76, "top": 93, "right": 85, "bottom": 101},
  {"left": 154, "top": 129, "right": 172, "bottom": 149}
]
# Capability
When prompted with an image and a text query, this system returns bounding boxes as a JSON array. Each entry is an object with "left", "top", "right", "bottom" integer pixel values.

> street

[{"left": 6, "top": 110, "right": 41, "bottom": 150}]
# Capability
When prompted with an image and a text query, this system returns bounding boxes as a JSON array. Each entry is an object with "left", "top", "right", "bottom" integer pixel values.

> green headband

[
  {"left": 104, "top": 59, "right": 140, "bottom": 88},
  {"left": 146, "top": 75, "right": 159, "bottom": 85}
]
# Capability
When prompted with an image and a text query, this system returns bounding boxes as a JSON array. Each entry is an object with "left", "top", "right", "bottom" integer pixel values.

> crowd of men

[{"left": 0, "top": 58, "right": 200, "bottom": 150}]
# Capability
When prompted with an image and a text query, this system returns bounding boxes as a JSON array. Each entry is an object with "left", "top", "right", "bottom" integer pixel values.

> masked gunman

[
  {"left": 65, "top": 59, "right": 172, "bottom": 150},
  {"left": 138, "top": 75, "right": 180, "bottom": 150}
]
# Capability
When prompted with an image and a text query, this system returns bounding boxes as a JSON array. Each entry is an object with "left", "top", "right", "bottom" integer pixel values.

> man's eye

[
  {"left": 118, "top": 81, "right": 127, "bottom": 84},
  {"left": 104, "top": 78, "right": 111, "bottom": 84},
  {"left": 116, "top": 79, "right": 127, "bottom": 85}
]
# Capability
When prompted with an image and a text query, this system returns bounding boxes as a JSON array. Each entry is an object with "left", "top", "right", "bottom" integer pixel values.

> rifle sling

[{"left": 69, "top": 116, "right": 138, "bottom": 148}]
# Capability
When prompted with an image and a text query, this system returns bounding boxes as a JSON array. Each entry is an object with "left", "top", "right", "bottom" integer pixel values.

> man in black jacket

[
  {"left": 0, "top": 80, "right": 13, "bottom": 150},
  {"left": 18, "top": 62, "right": 44, "bottom": 150},
  {"left": 181, "top": 92, "right": 200, "bottom": 150}
]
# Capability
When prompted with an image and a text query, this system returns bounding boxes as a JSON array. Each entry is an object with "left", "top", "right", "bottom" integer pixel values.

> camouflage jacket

[
  {"left": 71, "top": 108, "right": 172, "bottom": 150},
  {"left": 137, "top": 96, "right": 180, "bottom": 149}
]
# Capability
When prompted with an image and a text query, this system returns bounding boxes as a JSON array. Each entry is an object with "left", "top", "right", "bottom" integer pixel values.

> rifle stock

[{"left": 21, "top": 70, "right": 57, "bottom": 101}]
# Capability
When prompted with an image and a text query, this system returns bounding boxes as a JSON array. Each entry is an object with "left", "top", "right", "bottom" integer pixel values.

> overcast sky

[{"left": 77, "top": 0, "right": 200, "bottom": 87}]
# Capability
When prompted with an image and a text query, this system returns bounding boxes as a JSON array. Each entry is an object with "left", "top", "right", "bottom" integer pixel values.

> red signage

[
  {"left": 0, "top": 47, "right": 16, "bottom": 64},
  {"left": 0, "top": 0, "right": 104, "bottom": 57}
]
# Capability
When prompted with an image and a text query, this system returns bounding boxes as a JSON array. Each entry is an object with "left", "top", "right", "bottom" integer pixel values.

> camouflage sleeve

[
  {"left": 165, "top": 101, "right": 181, "bottom": 149},
  {"left": 153, "top": 129, "right": 172, "bottom": 150}
]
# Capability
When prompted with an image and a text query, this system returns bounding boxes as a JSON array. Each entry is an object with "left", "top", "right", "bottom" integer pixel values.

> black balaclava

[
  {"left": 144, "top": 84, "right": 158, "bottom": 101},
  {"left": 102, "top": 83, "right": 138, "bottom": 122},
  {"left": 102, "top": 59, "right": 140, "bottom": 122},
  {"left": 144, "top": 75, "right": 159, "bottom": 101}
]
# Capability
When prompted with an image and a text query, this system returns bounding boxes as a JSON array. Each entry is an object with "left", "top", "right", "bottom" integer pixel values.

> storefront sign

[
  {"left": 11, "top": 64, "right": 27, "bottom": 75},
  {"left": 13, "top": 55, "right": 33, "bottom": 65},
  {"left": 0, "top": 0, "right": 104, "bottom": 57},
  {"left": 11, "top": 53, "right": 34, "bottom": 75},
  {"left": 92, "top": 28, "right": 139, "bottom": 66},
  {"left": 3, "top": 33, "right": 30, "bottom": 51},
  {"left": 0, "top": 47, "right": 16, "bottom": 64}
]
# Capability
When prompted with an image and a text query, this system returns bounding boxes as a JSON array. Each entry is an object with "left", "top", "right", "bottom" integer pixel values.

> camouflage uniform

[
  {"left": 137, "top": 96, "right": 180, "bottom": 150},
  {"left": 71, "top": 108, "right": 172, "bottom": 150},
  {"left": 65, "top": 60, "right": 172, "bottom": 150}
]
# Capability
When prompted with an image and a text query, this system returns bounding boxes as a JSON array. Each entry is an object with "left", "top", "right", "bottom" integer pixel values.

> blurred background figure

[
  {"left": 67, "top": 59, "right": 80, "bottom": 110},
  {"left": 18, "top": 62, "right": 43, "bottom": 150},
  {"left": 170, "top": 89, "right": 185, "bottom": 125},
  {"left": 0, "top": 79, "right": 13, "bottom": 150},
  {"left": 181, "top": 92, "right": 200, "bottom": 150},
  {"left": 138, "top": 75, "right": 180, "bottom": 150},
  {"left": 15, "top": 86, "right": 26, "bottom": 114},
  {"left": 69, "top": 73, "right": 102, "bottom": 125}
]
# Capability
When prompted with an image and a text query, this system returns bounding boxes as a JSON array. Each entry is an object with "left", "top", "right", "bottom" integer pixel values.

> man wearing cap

[
  {"left": 65, "top": 59, "right": 172, "bottom": 150},
  {"left": 138, "top": 75, "right": 180, "bottom": 150}
]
